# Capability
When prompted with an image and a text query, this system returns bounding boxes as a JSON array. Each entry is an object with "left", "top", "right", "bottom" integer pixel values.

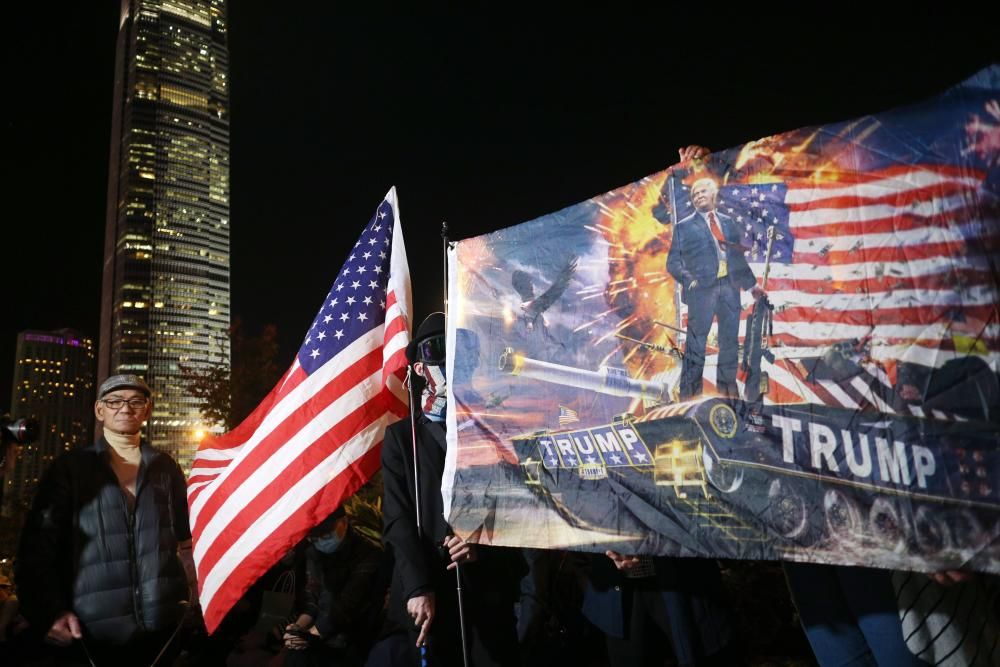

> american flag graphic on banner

[
  {"left": 187, "top": 188, "right": 411, "bottom": 632},
  {"left": 668, "top": 165, "right": 996, "bottom": 414},
  {"left": 558, "top": 405, "right": 580, "bottom": 426}
]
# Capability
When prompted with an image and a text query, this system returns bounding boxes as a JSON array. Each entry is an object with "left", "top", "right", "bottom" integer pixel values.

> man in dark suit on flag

[{"left": 667, "top": 176, "right": 764, "bottom": 398}]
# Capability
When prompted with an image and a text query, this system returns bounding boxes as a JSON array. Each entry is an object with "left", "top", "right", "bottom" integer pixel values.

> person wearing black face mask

[
  {"left": 282, "top": 507, "right": 384, "bottom": 667},
  {"left": 381, "top": 312, "right": 524, "bottom": 666}
]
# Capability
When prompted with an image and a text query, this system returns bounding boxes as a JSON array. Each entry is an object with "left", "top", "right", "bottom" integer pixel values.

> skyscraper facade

[
  {"left": 2, "top": 330, "right": 95, "bottom": 518},
  {"left": 99, "top": 0, "right": 230, "bottom": 470}
]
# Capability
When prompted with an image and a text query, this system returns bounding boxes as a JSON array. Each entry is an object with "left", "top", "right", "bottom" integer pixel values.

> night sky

[{"left": 3, "top": 5, "right": 996, "bottom": 411}]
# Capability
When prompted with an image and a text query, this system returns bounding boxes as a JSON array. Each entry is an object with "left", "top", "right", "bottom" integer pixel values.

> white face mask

[
  {"left": 420, "top": 364, "right": 448, "bottom": 420},
  {"left": 312, "top": 533, "right": 342, "bottom": 554}
]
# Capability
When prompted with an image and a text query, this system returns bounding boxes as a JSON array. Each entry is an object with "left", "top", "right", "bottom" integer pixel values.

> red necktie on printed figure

[{"left": 707, "top": 210, "right": 725, "bottom": 243}]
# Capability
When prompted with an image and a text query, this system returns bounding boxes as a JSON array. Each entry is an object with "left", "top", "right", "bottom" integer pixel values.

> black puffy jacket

[{"left": 16, "top": 438, "right": 191, "bottom": 645}]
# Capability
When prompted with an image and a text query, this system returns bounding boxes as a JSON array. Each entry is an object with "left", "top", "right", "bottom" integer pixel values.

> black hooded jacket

[
  {"left": 381, "top": 415, "right": 525, "bottom": 623},
  {"left": 16, "top": 437, "right": 190, "bottom": 645}
]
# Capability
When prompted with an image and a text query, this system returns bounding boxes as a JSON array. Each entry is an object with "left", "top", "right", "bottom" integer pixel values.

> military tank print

[{"left": 499, "top": 347, "right": 999, "bottom": 571}]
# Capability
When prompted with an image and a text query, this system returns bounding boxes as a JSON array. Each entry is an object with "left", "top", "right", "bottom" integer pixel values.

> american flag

[
  {"left": 187, "top": 188, "right": 411, "bottom": 632},
  {"left": 671, "top": 165, "right": 998, "bottom": 413},
  {"left": 558, "top": 405, "right": 580, "bottom": 426}
]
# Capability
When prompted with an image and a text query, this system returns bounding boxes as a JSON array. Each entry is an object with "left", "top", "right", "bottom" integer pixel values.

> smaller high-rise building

[{"left": 2, "top": 330, "right": 95, "bottom": 517}]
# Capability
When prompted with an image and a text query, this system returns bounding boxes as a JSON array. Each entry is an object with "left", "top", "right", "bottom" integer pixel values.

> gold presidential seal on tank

[{"left": 708, "top": 403, "right": 738, "bottom": 438}]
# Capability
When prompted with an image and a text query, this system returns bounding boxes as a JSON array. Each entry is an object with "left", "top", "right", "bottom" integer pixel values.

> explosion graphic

[{"left": 590, "top": 172, "right": 682, "bottom": 387}]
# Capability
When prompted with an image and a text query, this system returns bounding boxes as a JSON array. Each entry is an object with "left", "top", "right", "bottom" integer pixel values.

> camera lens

[{"left": 1, "top": 417, "right": 40, "bottom": 445}]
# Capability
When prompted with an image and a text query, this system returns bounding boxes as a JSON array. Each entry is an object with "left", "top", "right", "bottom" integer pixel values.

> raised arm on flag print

[{"left": 188, "top": 188, "right": 411, "bottom": 633}]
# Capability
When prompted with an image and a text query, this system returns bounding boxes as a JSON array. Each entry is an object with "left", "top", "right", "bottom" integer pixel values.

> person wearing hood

[{"left": 381, "top": 312, "right": 524, "bottom": 666}]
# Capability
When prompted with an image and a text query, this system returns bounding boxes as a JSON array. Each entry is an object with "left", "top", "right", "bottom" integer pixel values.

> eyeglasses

[
  {"left": 101, "top": 398, "right": 149, "bottom": 411},
  {"left": 415, "top": 335, "right": 446, "bottom": 364}
]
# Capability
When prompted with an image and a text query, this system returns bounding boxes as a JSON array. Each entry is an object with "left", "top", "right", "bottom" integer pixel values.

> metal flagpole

[
  {"left": 406, "top": 365, "right": 422, "bottom": 540},
  {"left": 441, "top": 222, "right": 449, "bottom": 319},
  {"left": 441, "top": 221, "right": 470, "bottom": 667},
  {"left": 668, "top": 176, "right": 683, "bottom": 334},
  {"left": 405, "top": 363, "right": 431, "bottom": 667}
]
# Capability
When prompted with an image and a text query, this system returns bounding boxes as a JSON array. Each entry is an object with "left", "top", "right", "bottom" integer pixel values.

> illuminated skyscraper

[
  {"left": 2, "top": 330, "right": 95, "bottom": 518},
  {"left": 99, "top": 0, "right": 230, "bottom": 470}
]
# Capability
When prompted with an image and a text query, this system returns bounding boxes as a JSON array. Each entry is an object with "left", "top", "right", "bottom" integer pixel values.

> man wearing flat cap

[
  {"left": 382, "top": 313, "right": 524, "bottom": 666},
  {"left": 16, "top": 374, "right": 195, "bottom": 664}
]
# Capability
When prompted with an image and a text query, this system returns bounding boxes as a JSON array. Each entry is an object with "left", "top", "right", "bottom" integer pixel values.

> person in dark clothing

[
  {"left": 382, "top": 312, "right": 524, "bottom": 666},
  {"left": 784, "top": 563, "right": 929, "bottom": 666},
  {"left": 582, "top": 551, "right": 738, "bottom": 667},
  {"left": 516, "top": 549, "right": 601, "bottom": 667},
  {"left": 666, "top": 173, "right": 764, "bottom": 398},
  {"left": 282, "top": 507, "right": 384, "bottom": 667},
  {"left": 15, "top": 374, "right": 195, "bottom": 665}
]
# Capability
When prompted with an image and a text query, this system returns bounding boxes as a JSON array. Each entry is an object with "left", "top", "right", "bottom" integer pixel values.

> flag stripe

[
  {"left": 186, "top": 478, "right": 216, "bottom": 505},
  {"left": 793, "top": 239, "right": 994, "bottom": 266},
  {"left": 785, "top": 182, "right": 979, "bottom": 211},
  {"left": 757, "top": 254, "right": 993, "bottom": 281},
  {"left": 760, "top": 320, "right": 999, "bottom": 343},
  {"left": 189, "top": 459, "right": 230, "bottom": 469},
  {"left": 791, "top": 222, "right": 990, "bottom": 254},
  {"left": 772, "top": 303, "right": 996, "bottom": 328},
  {"left": 781, "top": 166, "right": 982, "bottom": 199},
  {"left": 766, "top": 334, "right": 1000, "bottom": 351},
  {"left": 766, "top": 286, "right": 994, "bottom": 311},
  {"left": 785, "top": 192, "right": 973, "bottom": 228},
  {"left": 187, "top": 473, "right": 220, "bottom": 486},
  {"left": 788, "top": 205, "right": 982, "bottom": 239},
  {"left": 785, "top": 181, "right": 978, "bottom": 212},
  {"left": 761, "top": 268, "right": 995, "bottom": 295}
]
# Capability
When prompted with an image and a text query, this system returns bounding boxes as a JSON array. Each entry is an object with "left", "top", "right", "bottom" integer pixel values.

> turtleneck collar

[{"left": 104, "top": 429, "right": 142, "bottom": 465}]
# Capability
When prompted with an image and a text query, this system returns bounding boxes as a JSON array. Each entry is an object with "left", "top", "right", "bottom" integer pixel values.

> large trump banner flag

[{"left": 442, "top": 65, "right": 1000, "bottom": 574}]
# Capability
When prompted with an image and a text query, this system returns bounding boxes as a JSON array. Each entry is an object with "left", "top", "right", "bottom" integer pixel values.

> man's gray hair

[{"left": 691, "top": 177, "right": 719, "bottom": 194}]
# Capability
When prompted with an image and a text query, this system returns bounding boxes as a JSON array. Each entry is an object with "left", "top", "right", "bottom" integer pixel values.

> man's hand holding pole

[{"left": 445, "top": 534, "right": 477, "bottom": 571}]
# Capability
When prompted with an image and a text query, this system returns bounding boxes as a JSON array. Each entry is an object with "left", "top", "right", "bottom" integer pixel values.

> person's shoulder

[
  {"left": 142, "top": 442, "right": 185, "bottom": 472},
  {"left": 676, "top": 211, "right": 699, "bottom": 226},
  {"left": 384, "top": 418, "right": 413, "bottom": 441},
  {"left": 38, "top": 442, "right": 100, "bottom": 485},
  {"left": 55, "top": 441, "right": 100, "bottom": 466},
  {"left": 381, "top": 418, "right": 412, "bottom": 462},
  {"left": 142, "top": 441, "right": 171, "bottom": 458}
]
